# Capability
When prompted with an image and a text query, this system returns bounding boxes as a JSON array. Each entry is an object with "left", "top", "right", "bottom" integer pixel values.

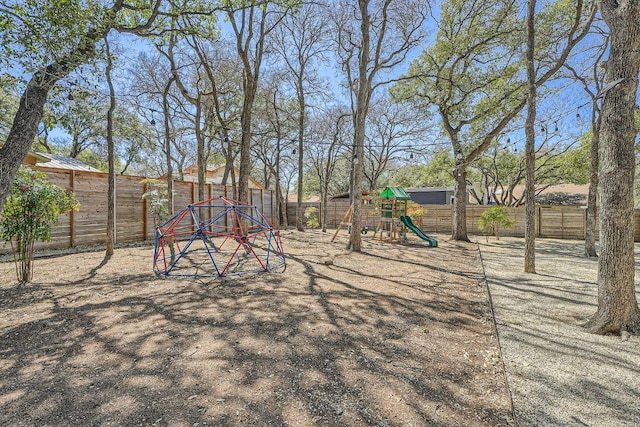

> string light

[{"left": 4, "top": 55, "right": 594, "bottom": 158}]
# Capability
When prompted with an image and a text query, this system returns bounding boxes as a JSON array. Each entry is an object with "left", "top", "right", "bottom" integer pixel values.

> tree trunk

[
  {"left": 296, "top": 74, "right": 306, "bottom": 232},
  {"left": 348, "top": 77, "right": 369, "bottom": 251},
  {"left": 238, "top": 83, "right": 256, "bottom": 205},
  {"left": 163, "top": 77, "right": 176, "bottom": 217},
  {"left": 0, "top": 63, "right": 68, "bottom": 213},
  {"left": 348, "top": 85, "right": 368, "bottom": 251},
  {"left": 196, "top": 97, "right": 206, "bottom": 203},
  {"left": 586, "top": 0, "right": 640, "bottom": 334},
  {"left": 105, "top": 39, "right": 116, "bottom": 256},
  {"left": 346, "top": 0, "right": 373, "bottom": 252},
  {"left": 348, "top": 135, "right": 364, "bottom": 251},
  {"left": 523, "top": 0, "right": 537, "bottom": 274},
  {"left": 451, "top": 162, "right": 469, "bottom": 241},
  {"left": 584, "top": 109, "right": 599, "bottom": 257},
  {"left": 321, "top": 189, "right": 328, "bottom": 233}
]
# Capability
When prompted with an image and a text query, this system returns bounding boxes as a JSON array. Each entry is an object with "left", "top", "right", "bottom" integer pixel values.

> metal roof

[{"left": 35, "top": 153, "right": 102, "bottom": 172}]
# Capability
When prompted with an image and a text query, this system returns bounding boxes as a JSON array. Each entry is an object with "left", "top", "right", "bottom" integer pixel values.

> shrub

[
  {"left": 141, "top": 178, "right": 169, "bottom": 227},
  {"left": 304, "top": 206, "right": 320, "bottom": 229},
  {"left": 407, "top": 201, "right": 427, "bottom": 220},
  {"left": 0, "top": 167, "right": 79, "bottom": 284},
  {"left": 479, "top": 206, "right": 515, "bottom": 241}
]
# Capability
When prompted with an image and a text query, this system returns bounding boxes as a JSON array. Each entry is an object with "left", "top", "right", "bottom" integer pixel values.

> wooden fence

[
  {"left": 4, "top": 166, "right": 640, "bottom": 256},
  {"left": 287, "top": 201, "right": 640, "bottom": 242},
  {"left": 0, "top": 167, "right": 275, "bottom": 254}
]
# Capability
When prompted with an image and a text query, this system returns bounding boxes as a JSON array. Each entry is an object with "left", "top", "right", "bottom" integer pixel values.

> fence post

[
  {"left": 260, "top": 188, "right": 264, "bottom": 215},
  {"left": 142, "top": 180, "right": 148, "bottom": 241},
  {"left": 272, "top": 190, "right": 276, "bottom": 224},
  {"left": 69, "top": 170, "right": 76, "bottom": 248},
  {"left": 170, "top": 179, "right": 175, "bottom": 214}
]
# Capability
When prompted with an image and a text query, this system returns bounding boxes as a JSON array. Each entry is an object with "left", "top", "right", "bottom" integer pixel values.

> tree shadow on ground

[
  {"left": 480, "top": 236, "right": 640, "bottom": 426},
  {"left": 0, "top": 232, "right": 512, "bottom": 426}
]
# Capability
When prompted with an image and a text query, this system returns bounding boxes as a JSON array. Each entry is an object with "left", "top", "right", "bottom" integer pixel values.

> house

[
  {"left": 2, "top": 145, "right": 100, "bottom": 172},
  {"left": 407, "top": 187, "right": 466, "bottom": 205},
  {"left": 24, "top": 151, "right": 51, "bottom": 166},
  {"left": 288, "top": 193, "right": 321, "bottom": 203},
  {"left": 510, "top": 183, "right": 590, "bottom": 206},
  {"left": 35, "top": 152, "right": 102, "bottom": 172},
  {"left": 175, "top": 164, "right": 264, "bottom": 190}
]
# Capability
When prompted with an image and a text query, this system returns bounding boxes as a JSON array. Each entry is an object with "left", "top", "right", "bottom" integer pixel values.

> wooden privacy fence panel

[
  {"left": 287, "top": 201, "right": 638, "bottom": 242},
  {"left": 0, "top": 168, "right": 275, "bottom": 255},
  {"left": 537, "top": 205, "right": 597, "bottom": 239}
]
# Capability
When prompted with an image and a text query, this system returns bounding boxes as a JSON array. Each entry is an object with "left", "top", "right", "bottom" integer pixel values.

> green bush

[
  {"left": 304, "top": 206, "right": 320, "bottom": 229},
  {"left": 0, "top": 167, "right": 79, "bottom": 283},
  {"left": 479, "top": 206, "right": 515, "bottom": 241}
]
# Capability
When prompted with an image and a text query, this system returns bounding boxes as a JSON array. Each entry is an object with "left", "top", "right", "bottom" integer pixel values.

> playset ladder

[{"left": 330, "top": 205, "right": 353, "bottom": 242}]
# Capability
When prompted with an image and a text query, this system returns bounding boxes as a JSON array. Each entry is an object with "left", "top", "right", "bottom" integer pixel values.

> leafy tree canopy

[{"left": 392, "top": 150, "right": 455, "bottom": 188}]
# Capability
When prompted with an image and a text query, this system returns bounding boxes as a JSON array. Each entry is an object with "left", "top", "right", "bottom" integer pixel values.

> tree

[
  {"left": 0, "top": 75, "right": 19, "bottom": 140},
  {"left": 307, "top": 108, "right": 351, "bottom": 231},
  {"left": 160, "top": 12, "right": 226, "bottom": 203},
  {"left": 114, "top": 106, "right": 157, "bottom": 175},
  {"left": 523, "top": 0, "right": 595, "bottom": 272},
  {"left": 396, "top": 0, "right": 526, "bottom": 242},
  {"left": 181, "top": 39, "right": 243, "bottom": 195},
  {"left": 392, "top": 149, "right": 455, "bottom": 189},
  {"left": 584, "top": 0, "right": 640, "bottom": 335},
  {"left": 271, "top": 2, "right": 330, "bottom": 231},
  {"left": 47, "top": 86, "right": 106, "bottom": 158},
  {"left": 363, "top": 96, "right": 430, "bottom": 190},
  {"left": 141, "top": 178, "right": 169, "bottom": 228},
  {"left": 251, "top": 78, "right": 297, "bottom": 228},
  {"left": 223, "top": 0, "right": 292, "bottom": 205},
  {"left": 478, "top": 206, "right": 515, "bottom": 241},
  {"left": 0, "top": 167, "right": 79, "bottom": 284},
  {"left": 105, "top": 37, "right": 116, "bottom": 256},
  {"left": 333, "top": 0, "right": 428, "bottom": 251},
  {"left": 564, "top": 34, "right": 608, "bottom": 257},
  {"left": 128, "top": 51, "right": 198, "bottom": 180},
  {"left": 469, "top": 135, "right": 584, "bottom": 206},
  {"left": 0, "top": 0, "right": 163, "bottom": 214},
  {"left": 523, "top": 0, "right": 538, "bottom": 273},
  {"left": 397, "top": 0, "right": 594, "bottom": 242}
]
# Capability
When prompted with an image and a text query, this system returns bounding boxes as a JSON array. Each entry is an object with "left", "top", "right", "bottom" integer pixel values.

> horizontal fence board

[
  {"left": 0, "top": 168, "right": 275, "bottom": 255},
  {"left": 286, "top": 201, "right": 636, "bottom": 242},
  {"left": 4, "top": 166, "right": 637, "bottom": 255}
]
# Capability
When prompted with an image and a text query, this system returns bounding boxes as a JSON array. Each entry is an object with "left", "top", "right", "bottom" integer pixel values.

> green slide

[{"left": 400, "top": 216, "right": 438, "bottom": 247}]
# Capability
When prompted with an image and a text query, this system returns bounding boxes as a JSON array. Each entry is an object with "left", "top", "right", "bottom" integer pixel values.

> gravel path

[{"left": 478, "top": 237, "right": 640, "bottom": 427}]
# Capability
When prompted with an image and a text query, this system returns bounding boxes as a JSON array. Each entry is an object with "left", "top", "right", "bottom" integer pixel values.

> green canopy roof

[{"left": 380, "top": 187, "right": 411, "bottom": 200}]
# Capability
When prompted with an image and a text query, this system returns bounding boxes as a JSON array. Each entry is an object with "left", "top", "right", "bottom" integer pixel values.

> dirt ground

[{"left": 0, "top": 230, "right": 512, "bottom": 427}]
